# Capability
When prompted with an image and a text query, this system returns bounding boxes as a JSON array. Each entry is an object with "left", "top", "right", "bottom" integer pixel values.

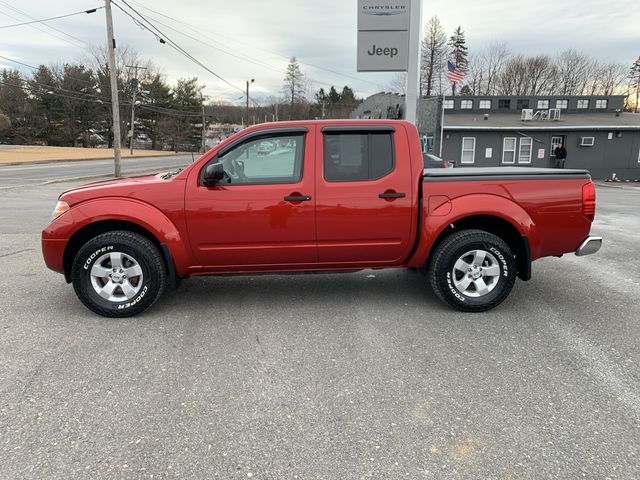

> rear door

[
  {"left": 314, "top": 125, "right": 413, "bottom": 265},
  {"left": 185, "top": 127, "right": 317, "bottom": 269}
]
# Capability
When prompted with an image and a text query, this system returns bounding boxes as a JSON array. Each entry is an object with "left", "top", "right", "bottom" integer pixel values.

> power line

[
  {"left": 0, "top": 1, "right": 90, "bottom": 47},
  {"left": 0, "top": 54, "right": 37, "bottom": 70},
  {"left": 0, "top": 7, "right": 102, "bottom": 29},
  {"left": 126, "top": 0, "right": 383, "bottom": 92},
  {"left": 111, "top": 0, "right": 272, "bottom": 117},
  {"left": 112, "top": 0, "right": 244, "bottom": 95}
]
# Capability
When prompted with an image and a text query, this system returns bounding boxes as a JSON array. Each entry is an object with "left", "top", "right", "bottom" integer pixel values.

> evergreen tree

[{"left": 448, "top": 26, "right": 468, "bottom": 95}]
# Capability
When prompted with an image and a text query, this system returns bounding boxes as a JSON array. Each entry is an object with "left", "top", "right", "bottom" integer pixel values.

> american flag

[{"left": 446, "top": 61, "right": 465, "bottom": 83}]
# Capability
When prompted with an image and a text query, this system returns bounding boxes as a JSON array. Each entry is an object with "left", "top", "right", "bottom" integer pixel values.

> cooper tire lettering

[{"left": 83, "top": 246, "right": 114, "bottom": 270}]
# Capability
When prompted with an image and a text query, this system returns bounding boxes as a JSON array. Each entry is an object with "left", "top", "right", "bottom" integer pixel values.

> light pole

[{"left": 246, "top": 79, "right": 254, "bottom": 127}]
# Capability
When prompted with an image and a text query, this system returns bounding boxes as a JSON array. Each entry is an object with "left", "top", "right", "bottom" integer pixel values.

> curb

[
  {"left": 595, "top": 181, "right": 640, "bottom": 190},
  {"left": 41, "top": 166, "right": 183, "bottom": 185},
  {"left": 0, "top": 152, "right": 193, "bottom": 167}
]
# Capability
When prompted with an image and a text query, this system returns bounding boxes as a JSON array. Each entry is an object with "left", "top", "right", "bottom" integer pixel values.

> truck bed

[{"left": 423, "top": 167, "right": 591, "bottom": 181}]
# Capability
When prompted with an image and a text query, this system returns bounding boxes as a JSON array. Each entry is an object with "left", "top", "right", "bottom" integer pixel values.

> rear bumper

[{"left": 575, "top": 236, "right": 602, "bottom": 256}]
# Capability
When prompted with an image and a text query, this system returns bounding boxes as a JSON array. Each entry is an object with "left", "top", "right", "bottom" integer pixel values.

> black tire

[
  {"left": 428, "top": 229, "right": 516, "bottom": 312},
  {"left": 71, "top": 231, "right": 166, "bottom": 317}
]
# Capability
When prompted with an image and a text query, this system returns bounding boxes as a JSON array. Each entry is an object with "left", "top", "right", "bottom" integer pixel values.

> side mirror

[{"left": 203, "top": 162, "right": 224, "bottom": 185}]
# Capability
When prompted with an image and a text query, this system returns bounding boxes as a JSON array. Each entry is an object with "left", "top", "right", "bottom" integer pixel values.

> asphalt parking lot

[{"left": 1, "top": 175, "right": 639, "bottom": 479}]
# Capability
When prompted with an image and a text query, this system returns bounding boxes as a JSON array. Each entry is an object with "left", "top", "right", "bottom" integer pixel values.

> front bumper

[{"left": 575, "top": 236, "right": 602, "bottom": 256}]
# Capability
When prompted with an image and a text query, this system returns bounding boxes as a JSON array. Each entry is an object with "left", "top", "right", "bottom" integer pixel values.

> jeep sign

[
  {"left": 357, "top": 30, "right": 409, "bottom": 72},
  {"left": 357, "top": 0, "right": 410, "bottom": 72}
]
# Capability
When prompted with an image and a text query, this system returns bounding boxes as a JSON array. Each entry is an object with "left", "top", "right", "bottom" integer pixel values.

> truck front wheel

[
  {"left": 71, "top": 231, "right": 166, "bottom": 317},
  {"left": 428, "top": 229, "right": 516, "bottom": 312}
]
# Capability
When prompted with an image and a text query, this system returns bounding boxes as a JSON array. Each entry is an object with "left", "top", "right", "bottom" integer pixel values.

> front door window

[{"left": 217, "top": 134, "right": 304, "bottom": 184}]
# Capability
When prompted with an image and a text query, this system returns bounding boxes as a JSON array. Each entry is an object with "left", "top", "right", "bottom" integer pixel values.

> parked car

[
  {"left": 42, "top": 120, "right": 601, "bottom": 317},
  {"left": 257, "top": 141, "right": 276, "bottom": 155},
  {"left": 423, "top": 153, "right": 453, "bottom": 168}
]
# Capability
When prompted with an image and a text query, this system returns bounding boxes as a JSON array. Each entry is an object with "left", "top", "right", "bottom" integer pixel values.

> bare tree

[
  {"left": 387, "top": 72, "right": 407, "bottom": 95},
  {"left": 465, "top": 42, "right": 511, "bottom": 95},
  {"left": 555, "top": 49, "right": 593, "bottom": 95},
  {"left": 481, "top": 41, "right": 511, "bottom": 95},
  {"left": 593, "top": 61, "right": 627, "bottom": 95},
  {"left": 628, "top": 57, "right": 640, "bottom": 112},
  {"left": 420, "top": 16, "right": 447, "bottom": 96}
]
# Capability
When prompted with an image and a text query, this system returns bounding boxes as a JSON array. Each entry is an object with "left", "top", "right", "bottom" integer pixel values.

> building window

[
  {"left": 479, "top": 100, "right": 491, "bottom": 109},
  {"left": 323, "top": 132, "right": 394, "bottom": 182},
  {"left": 537, "top": 100, "right": 549, "bottom": 109},
  {"left": 516, "top": 99, "right": 530, "bottom": 110},
  {"left": 443, "top": 99, "right": 454, "bottom": 109},
  {"left": 556, "top": 99, "right": 569, "bottom": 109},
  {"left": 498, "top": 99, "right": 511, "bottom": 109},
  {"left": 577, "top": 99, "right": 589, "bottom": 109},
  {"left": 460, "top": 100, "right": 473, "bottom": 109},
  {"left": 502, "top": 137, "right": 517, "bottom": 164},
  {"left": 518, "top": 137, "right": 533, "bottom": 164},
  {"left": 461, "top": 137, "right": 476, "bottom": 164},
  {"left": 595, "top": 99, "right": 608, "bottom": 109}
]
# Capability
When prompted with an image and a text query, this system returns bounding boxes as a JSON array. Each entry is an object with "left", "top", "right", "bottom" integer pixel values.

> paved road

[
  {"left": 0, "top": 154, "right": 195, "bottom": 188},
  {"left": 0, "top": 181, "right": 639, "bottom": 479}
]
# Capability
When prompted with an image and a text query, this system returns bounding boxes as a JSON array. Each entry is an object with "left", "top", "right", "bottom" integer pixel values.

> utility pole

[
  {"left": 126, "top": 64, "right": 147, "bottom": 155},
  {"left": 246, "top": 78, "right": 254, "bottom": 127},
  {"left": 104, "top": 0, "right": 122, "bottom": 177},
  {"left": 201, "top": 104, "right": 206, "bottom": 153},
  {"left": 321, "top": 100, "right": 326, "bottom": 119}
]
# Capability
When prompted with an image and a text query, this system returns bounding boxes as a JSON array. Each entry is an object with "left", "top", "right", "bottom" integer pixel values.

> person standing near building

[{"left": 554, "top": 143, "right": 567, "bottom": 168}]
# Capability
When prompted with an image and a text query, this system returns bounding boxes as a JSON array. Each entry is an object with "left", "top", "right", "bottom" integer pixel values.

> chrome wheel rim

[
  {"left": 451, "top": 249, "right": 500, "bottom": 298},
  {"left": 89, "top": 252, "right": 144, "bottom": 302}
]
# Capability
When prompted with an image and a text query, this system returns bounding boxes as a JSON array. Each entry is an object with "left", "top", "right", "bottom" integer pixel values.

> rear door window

[{"left": 323, "top": 132, "right": 394, "bottom": 182}]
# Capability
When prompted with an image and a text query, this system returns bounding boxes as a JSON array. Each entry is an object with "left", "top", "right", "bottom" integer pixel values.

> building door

[{"left": 551, "top": 135, "right": 566, "bottom": 156}]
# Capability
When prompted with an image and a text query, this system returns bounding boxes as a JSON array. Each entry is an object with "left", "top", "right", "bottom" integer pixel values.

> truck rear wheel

[
  {"left": 71, "top": 231, "right": 166, "bottom": 317},
  {"left": 428, "top": 229, "right": 516, "bottom": 312}
]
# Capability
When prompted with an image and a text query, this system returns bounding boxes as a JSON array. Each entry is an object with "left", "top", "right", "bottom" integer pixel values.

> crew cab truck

[{"left": 42, "top": 120, "right": 602, "bottom": 317}]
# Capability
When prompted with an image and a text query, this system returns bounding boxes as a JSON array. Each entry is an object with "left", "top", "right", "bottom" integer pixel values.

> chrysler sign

[
  {"left": 358, "top": 0, "right": 410, "bottom": 30},
  {"left": 357, "top": 0, "right": 410, "bottom": 72}
]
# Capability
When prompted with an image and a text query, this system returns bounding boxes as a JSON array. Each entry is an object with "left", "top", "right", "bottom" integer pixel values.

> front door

[
  {"left": 314, "top": 126, "right": 414, "bottom": 265},
  {"left": 185, "top": 128, "right": 316, "bottom": 269}
]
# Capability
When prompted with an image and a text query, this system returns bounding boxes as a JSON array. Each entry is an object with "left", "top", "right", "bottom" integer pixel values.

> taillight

[
  {"left": 582, "top": 182, "right": 596, "bottom": 221},
  {"left": 443, "top": 161, "right": 449, "bottom": 168}
]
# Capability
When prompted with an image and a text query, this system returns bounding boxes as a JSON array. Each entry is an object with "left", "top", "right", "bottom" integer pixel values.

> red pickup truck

[{"left": 42, "top": 120, "right": 601, "bottom": 317}]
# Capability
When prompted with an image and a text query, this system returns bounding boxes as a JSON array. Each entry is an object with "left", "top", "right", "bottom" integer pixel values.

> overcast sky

[{"left": 1, "top": 0, "right": 638, "bottom": 104}]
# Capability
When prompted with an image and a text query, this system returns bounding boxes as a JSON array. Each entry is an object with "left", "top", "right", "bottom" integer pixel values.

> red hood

[{"left": 59, "top": 172, "right": 182, "bottom": 206}]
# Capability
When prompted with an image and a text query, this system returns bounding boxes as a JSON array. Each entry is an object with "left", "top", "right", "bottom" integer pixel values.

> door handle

[
  {"left": 284, "top": 194, "right": 311, "bottom": 202},
  {"left": 378, "top": 191, "right": 406, "bottom": 199}
]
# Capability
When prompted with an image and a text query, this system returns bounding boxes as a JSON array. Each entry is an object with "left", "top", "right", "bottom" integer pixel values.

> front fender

[
  {"left": 67, "top": 198, "right": 191, "bottom": 275},
  {"left": 408, "top": 193, "right": 538, "bottom": 268}
]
